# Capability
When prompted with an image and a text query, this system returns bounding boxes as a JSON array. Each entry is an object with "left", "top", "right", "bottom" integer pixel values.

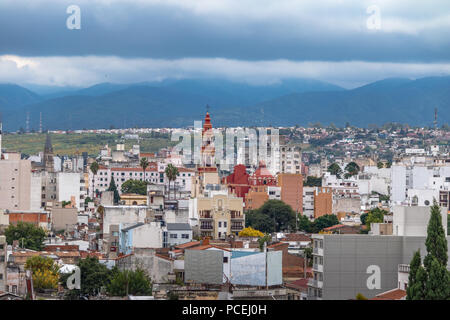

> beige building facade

[{"left": 197, "top": 192, "right": 245, "bottom": 239}]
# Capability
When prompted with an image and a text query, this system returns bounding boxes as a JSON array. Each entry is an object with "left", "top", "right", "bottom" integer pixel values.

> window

[
  {"left": 223, "top": 257, "right": 228, "bottom": 263},
  {"left": 223, "top": 221, "right": 227, "bottom": 228},
  {"left": 182, "top": 234, "right": 189, "bottom": 239},
  {"left": 170, "top": 234, "right": 178, "bottom": 239},
  {"left": 218, "top": 222, "right": 222, "bottom": 228}
]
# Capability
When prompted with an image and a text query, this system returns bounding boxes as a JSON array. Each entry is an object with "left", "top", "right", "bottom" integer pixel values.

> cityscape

[{"left": 0, "top": 0, "right": 449, "bottom": 306}]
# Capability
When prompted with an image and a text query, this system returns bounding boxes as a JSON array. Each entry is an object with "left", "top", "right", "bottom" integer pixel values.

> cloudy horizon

[{"left": 1, "top": 0, "right": 449, "bottom": 89}]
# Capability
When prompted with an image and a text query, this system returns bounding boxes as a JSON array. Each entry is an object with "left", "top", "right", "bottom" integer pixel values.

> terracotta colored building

[
  {"left": 278, "top": 173, "right": 303, "bottom": 213},
  {"left": 7, "top": 211, "right": 50, "bottom": 230},
  {"left": 313, "top": 187, "right": 333, "bottom": 218}
]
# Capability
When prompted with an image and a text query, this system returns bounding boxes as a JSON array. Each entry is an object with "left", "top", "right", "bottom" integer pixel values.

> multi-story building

[
  {"left": 0, "top": 152, "right": 33, "bottom": 211},
  {"left": 308, "top": 233, "right": 450, "bottom": 300},
  {"left": 0, "top": 236, "right": 6, "bottom": 292},
  {"left": 280, "top": 145, "right": 302, "bottom": 174},
  {"left": 89, "top": 163, "right": 194, "bottom": 198},
  {"left": 278, "top": 173, "right": 303, "bottom": 213},
  {"left": 195, "top": 192, "right": 245, "bottom": 239}
]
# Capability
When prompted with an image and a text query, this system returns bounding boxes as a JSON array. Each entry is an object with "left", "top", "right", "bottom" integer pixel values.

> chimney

[{"left": 203, "top": 237, "right": 210, "bottom": 246}]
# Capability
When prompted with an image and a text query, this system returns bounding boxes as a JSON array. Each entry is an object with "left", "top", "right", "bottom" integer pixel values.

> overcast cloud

[{"left": 0, "top": 0, "right": 449, "bottom": 87}]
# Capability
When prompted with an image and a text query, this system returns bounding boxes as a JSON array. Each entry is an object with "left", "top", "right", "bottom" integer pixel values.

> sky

[{"left": 0, "top": 0, "right": 449, "bottom": 88}]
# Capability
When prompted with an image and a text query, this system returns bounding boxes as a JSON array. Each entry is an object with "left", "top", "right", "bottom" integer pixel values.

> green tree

[
  {"left": 364, "top": 208, "right": 387, "bottom": 231},
  {"left": 258, "top": 234, "right": 272, "bottom": 251},
  {"left": 327, "top": 163, "right": 342, "bottom": 178},
  {"left": 140, "top": 157, "right": 150, "bottom": 182},
  {"left": 344, "top": 161, "right": 360, "bottom": 178},
  {"left": 90, "top": 161, "right": 99, "bottom": 198},
  {"left": 360, "top": 212, "right": 368, "bottom": 225},
  {"left": 304, "top": 176, "right": 322, "bottom": 187},
  {"left": 106, "top": 178, "right": 120, "bottom": 204},
  {"left": 61, "top": 256, "right": 112, "bottom": 299},
  {"left": 425, "top": 257, "right": 450, "bottom": 300},
  {"left": 406, "top": 202, "right": 450, "bottom": 300},
  {"left": 406, "top": 250, "right": 421, "bottom": 300},
  {"left": 259, "top": 200, "right": 296, "bottom": 232},
  {"left": 121, "top": 179, "right": 148, "bottom": 195},
  {"left": 107, "top": 267, "right": 152, "bottom": 297},
  {"left": 165, "top": 164, "right": 179, "bottom": 200},
  {"left": 5, "top": 222, "right": 46, "bottom": 251},
  {"left": 298, "top": 215, "right": 312, "bottom": 233},
  {"left": 312, "top": 214, "right": 339, "bottom": 233},
  {"left": 245, "top": 210, "right": 276, "bottom": 233},
  {"left": 377, "top": 161, "right": 384, "bottom": 169},
  {"left": 424, "top": 202, "right": 448, "bottom": 269}
]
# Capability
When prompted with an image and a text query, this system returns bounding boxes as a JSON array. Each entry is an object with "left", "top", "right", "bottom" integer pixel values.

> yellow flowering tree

[
  {"left": 239, "top": 227, "right": 264, "bottom": 238},
  {"left": 25, "top": 256, "right": 60, "bottom": 291}
]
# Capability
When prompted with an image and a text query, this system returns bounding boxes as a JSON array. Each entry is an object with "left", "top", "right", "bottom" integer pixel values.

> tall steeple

[
  {"left": 201, "top": 107, "right": 215, "bottom": 167},
  {"left": 43, "top": 131, "right": 54, "bottom": 172}
]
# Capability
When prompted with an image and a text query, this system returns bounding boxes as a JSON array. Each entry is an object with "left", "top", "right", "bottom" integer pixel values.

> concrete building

[
  {"left": 0, "top": 153, "right": 33, "bottom": 211},
  {"left": 119, "top": 222, "right": 165, "bottom": 255},
  {"left": 308, "top": 234, "right": 450, "bottom": 300},
  {"left": 167, "top": 223, "right": 192, "bottom": 247},
  {"left": 393, "top": 205, "right": 447, "bottom": 236},
  {"left": 0, "top": 236, "right": 6, "bottom": 292},
  {"left": 102, "top": 205, "right": 151, "bottom": 256},
  {"left": 280, "top": 145, "right": 302, "bottom": 174},
  {"left": 51, "top": 204, "right": 78, "bottom": 231},
  {"left": 116, "top": 248, "right": 175, "bottom": 284}
]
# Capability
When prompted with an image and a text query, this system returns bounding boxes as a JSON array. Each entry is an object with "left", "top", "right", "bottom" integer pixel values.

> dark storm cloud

[{"left": 0, "top": 0, "right": 449, "bottom": 62}]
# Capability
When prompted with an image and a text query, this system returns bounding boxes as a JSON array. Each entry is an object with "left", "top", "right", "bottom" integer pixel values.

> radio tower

[
  {"left": 434, "top": 108, "right": 437, "bottom": 130},
  {"left": 39, "top": 112, "right": 43, "bottom": 134},
  {"left": 26, "top": 112, "right": 30, "bottom": 133}
]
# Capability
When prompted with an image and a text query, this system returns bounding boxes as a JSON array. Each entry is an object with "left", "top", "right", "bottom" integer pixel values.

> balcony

[
  {"left": 398, "top": 264, "right": 410, "bottom": 273},
  {"left": 200, "top": 224, "right": 213, "bottom": 230},
  {"left": 313, "top": 247, "right": 323, "bottom": 256},
  {"left": 308, "top": 279, "right": 318, "bottom": 287},
  {"left": 313, "top": 264, "right": 323, "bottom": 272}
]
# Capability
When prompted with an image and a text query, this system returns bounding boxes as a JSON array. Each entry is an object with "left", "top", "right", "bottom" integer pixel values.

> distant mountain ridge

[{"left": 0, "top": 76, "right": 449, "bottom": 130}]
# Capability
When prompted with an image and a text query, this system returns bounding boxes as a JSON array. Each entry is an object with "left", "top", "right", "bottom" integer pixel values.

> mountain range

[{"left": 0, "top": 76, "right": 448, "bottom": 131}]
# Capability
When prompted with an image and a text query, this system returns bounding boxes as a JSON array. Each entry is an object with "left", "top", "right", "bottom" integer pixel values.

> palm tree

[
  {"left": 90, "top": 161, "right": 99, "bottom": 198},
  {"left": 165, "top": 164, "right": 179, "bottom": 200},
  {"left": 140, "top": 157, "right": 149, "bottom": 182}
]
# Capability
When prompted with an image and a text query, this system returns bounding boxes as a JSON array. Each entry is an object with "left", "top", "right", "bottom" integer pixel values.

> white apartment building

[
  {"left": 89, "top": 163, "right": 194, "bottom": 197},
  {"left": 280, "top": 145, "right": 301, "bottom": 174}
]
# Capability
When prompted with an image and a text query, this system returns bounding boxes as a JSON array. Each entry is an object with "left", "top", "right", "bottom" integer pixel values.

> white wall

[
  {"left": 57, "top": 172, "right": 82, "bottom": 209},
  {"left": 393, "top": 205, "right": 447, "bottom": 237}
]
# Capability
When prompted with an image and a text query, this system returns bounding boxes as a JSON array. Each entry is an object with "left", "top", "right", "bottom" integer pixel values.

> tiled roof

[
  {"left": 371, "top": 289, "right": 406, "bottom": 300},
  {"left": 280, "top": 234, "right": 311, "bottom": 242},
  {"left": 175, "top": 241, "right": 201, "bottom": 249},
  {"left": 323, "top": 224, "right": 346, "bottom": 231},
  {"left": 285, "top": 278, "right": 309, "bottom": 290}
]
